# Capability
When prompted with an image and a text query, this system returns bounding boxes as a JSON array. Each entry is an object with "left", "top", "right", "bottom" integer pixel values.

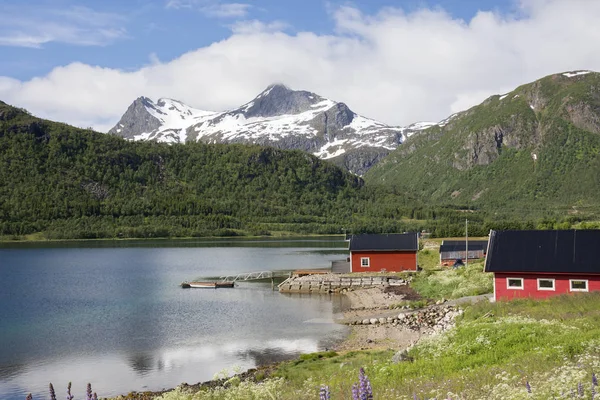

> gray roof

[{"left": 349, "top": 233, "right": 418, "bottom": 252}]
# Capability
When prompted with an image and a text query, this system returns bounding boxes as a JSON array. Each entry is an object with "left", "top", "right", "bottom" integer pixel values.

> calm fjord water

[{"left": 0, "top": 238, "right": 349, "bottom": 399}]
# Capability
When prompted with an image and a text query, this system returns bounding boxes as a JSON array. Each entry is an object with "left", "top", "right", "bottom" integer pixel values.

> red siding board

[
  {"left": 351, "top": 251, "right": 417, "bottom": 272},
  {"left": 494, "top": 272, "right": 600, "bottom": 301}
]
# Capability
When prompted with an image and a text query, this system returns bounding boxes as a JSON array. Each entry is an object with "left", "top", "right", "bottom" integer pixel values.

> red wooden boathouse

[
  {"left": 349, "top": 233, "right": 418, "bottom": 273},
  {"left": 484, "top": 229, "right": 600, "bottom": 301}
]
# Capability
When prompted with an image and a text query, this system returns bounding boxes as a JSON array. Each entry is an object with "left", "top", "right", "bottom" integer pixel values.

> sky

[{"left": 0, "top": 0, "right": 599, "bottom": 132}]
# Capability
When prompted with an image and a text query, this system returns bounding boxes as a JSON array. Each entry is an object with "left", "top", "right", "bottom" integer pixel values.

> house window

[
  {"left": 507, "top": 277, "right": 524, "bottom": 290},
  {"left": 361, "top": 257, "right": 370, "bottom": 268},
  {"left": 537, "top": 278, "right": 555, "bottom": 291},
  {"left": 570, "top": 279, "right": 588, "bottom": 292}
]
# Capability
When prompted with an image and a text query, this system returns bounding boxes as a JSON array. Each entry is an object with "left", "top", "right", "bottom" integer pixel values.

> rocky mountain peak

[
  {"left": 108, "top": 96, "right": 162, "bottom": 139},
  {"left": 107, "top": 84, "right": 426, "bottom": 175},
  {"left": 240, "top": 84, "right": 328, "bottom": 118}
]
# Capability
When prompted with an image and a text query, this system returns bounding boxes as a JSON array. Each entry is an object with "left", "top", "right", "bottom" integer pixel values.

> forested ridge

[
  {"left": 0, "top": 99, "right": 592, "bottom": 240},
  {"left": 0, "top": 101, "right": 427, "bottom": 239}
]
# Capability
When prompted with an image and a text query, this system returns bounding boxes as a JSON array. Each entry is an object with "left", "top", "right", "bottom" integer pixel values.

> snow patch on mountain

[
  {"left": 437, "top": 113, "right": 459, "bottom": 128},
  {"left": 563, "top": 70, "right": 591, "bottom": 78},
  {"left": 314, "top": 138, "right": 350, "bottom": 159},
  {"left": 109, "top": 84, "right": 445, "bottom": 174}
]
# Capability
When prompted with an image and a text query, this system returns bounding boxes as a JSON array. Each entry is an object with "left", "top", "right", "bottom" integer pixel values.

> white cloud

[
  {"left": 230, "top": 20, "right": 289, "bottom": 35},
  {"left": 202, "top": 3, "right": 251, "bottom": 18},
  {"left": 166, "top": 1, "right": 251, "bottom": 18},
  {"left": 2, "top": 0, "right": 600, "bottom": 132},
  {"left": 0, "top": 5, "right": 127, "bottom": 48}
]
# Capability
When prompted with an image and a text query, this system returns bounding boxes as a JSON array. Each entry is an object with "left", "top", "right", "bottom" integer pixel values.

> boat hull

[{"left": 181, "top": 281, "right": 235, "bottom": 289}]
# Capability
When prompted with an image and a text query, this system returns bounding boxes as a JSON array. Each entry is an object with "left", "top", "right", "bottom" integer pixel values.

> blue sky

[
  {"left": 0, "top": 0, "right": 598, "bottom": 131},
  {"left": 0, "top": 0, "right": 514, "bottom": 80}
]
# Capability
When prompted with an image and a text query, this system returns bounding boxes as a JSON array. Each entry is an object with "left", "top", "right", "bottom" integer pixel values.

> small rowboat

[{"left": 181, "top": 281, "right": 235, "bottom": 289}]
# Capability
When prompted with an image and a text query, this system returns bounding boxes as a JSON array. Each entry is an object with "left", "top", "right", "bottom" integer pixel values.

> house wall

[
  {"left": 351, "top": 251, "right": 417, "bottom": 272},
  {"left": 440, "top": 249, "right": 486, "bottom": 265},
  {"left": 494, "top": 272, "right": 600, "bottom": 301}
]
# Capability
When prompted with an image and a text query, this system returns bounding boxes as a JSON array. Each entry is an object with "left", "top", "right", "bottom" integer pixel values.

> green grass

[
  {"left": 411, "top": 261, "right": 493, "bottom": 300},
  {"left": 417, "top": 248, "right": 440, "bottom": 270}
]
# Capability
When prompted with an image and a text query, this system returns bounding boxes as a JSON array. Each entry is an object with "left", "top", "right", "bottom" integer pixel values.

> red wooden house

[
  {"left": 349, "top": 233, "right": 418, "bottom": 273},
  {"left": 484, "top": 229, "right": 600, "bottom": 302}
]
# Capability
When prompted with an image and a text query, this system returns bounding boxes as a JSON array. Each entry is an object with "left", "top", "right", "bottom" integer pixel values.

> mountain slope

[
  {"left": 0, "top": 100, "right": 375, "bottom": 239},
  {"left": 365, "top": 70, "right": 600, "bottom": 216},
  {"left": 109, "top": 84, "right": 432, "bottom": 175}
]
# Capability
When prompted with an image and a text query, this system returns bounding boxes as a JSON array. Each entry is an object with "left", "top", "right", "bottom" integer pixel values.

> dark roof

[
  {"left": 349, "top": 233, "right": 418, "bottom": 252},
  {"left": 442, "top": 240, "right": 489, "bottom": 246},
  {"left": 439, "top": 240, "right": 488, "bottom": 253},
  {"left": 484, "top": 230, "right": 600, "bottom": 274}
]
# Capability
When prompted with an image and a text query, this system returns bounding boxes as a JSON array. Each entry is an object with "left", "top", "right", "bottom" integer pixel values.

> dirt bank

[{"left": 332, "top": 285, "right": 425, "bottom": 351}]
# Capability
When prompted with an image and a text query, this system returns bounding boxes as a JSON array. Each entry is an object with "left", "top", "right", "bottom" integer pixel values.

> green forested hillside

[
  {"left": 0, "top": 100, "right": 443, "bottom": 239},
  {"left": 4, "top": 73, "right": 600, "bottom": 242},
  {"left": 365, "top": 71, "right": 600, "bottom": 222}
]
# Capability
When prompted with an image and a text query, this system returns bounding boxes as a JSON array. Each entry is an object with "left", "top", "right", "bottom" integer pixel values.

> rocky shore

[{"left": 331, "top": 285, "right": 465, "bottom": 352}]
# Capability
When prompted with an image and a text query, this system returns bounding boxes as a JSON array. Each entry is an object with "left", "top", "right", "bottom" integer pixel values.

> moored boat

[{"left": 181, "top": 281, "right": 235, "bottom": 289}]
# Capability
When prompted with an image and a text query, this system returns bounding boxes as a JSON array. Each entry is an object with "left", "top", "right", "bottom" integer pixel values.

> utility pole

[{"left": 465, "top": 219, "right": 469, "bottom": 268}]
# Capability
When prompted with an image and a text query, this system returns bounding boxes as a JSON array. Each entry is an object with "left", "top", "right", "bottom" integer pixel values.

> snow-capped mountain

[{"left": 109, "top": 84, "right": 433, "bottom": 174}]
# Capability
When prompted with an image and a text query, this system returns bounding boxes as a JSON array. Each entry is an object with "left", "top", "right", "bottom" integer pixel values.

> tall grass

[{"left": 411, "top": 261, "right": 492, "bottom": 299}]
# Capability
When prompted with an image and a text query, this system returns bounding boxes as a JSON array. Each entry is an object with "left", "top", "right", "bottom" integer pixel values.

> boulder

[{"left": 391, "top": 350, "right": 414, "bottom": 364}]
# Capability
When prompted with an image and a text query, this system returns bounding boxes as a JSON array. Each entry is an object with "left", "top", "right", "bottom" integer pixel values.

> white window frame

[
  {"left": 537, "top": 278, "right": 555, "bottom": 291},
  {"left": 570, "top": 279, "right": 589, "bottom": 292},
  {"left": 506, "top": 277, "right": 524, "bottom": 290},
  {"left": 360, "top": 257, "right": 370, "bottom": 268}
]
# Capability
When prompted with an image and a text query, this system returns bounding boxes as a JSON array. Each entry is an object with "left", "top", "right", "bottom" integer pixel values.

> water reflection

[
  {"left": 0, "top": 363, "right": 25, "bottom": 380},
  {"left": 1, "top": 325, "right": 348, "bottom": 399},
  {"left": 128, "top": 353, "right": 156, "bottom": 375},
  {"left": 0, "top": 241, "right": 350, "bottom": 400}
]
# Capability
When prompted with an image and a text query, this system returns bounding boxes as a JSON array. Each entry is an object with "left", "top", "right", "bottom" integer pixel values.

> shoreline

[
  {"left": 109, "top": 285, "right": 435, "bottom": 400},
  {"left": 0, "top": 233, "right": 345, "bottom": 244}
]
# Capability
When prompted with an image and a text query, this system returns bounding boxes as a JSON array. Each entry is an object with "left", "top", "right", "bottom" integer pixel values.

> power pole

[{"left": 465, "top": 219, "right": 469, "bottom": 268}]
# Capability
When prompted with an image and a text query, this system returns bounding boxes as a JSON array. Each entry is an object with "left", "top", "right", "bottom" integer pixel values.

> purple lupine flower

[
  {"left": 319, "top": 385, "right": 331, "bottom": 400},
  {"left": 86, "top": 383, "right": 93, "bottom": 400},
  {"left": 66, "top": 382, "right": 74, "bottom": 400},
  {"left": 525, "top": 381, "right": 531, "bottom": 394},
  {"left": 359, "top": 368, "right": 368, "bottom": 400},
  {"left": 579, "top": 382, "right": 584, "bottom": 397},
  {"left": 366, "top": 378, "right": 373, "bottom": 400},
  {"left": 594, "top": 373, "right": 598, "bottom": 387},
  {"left": 352, "top": 384, "right": 359, "bottom": 400},
  {"left": 49, "top": 383, "right": 57, "bottom": 400},
  {"left": 413, "top": 394, "right": 418, "bottom": 400},
  {"left": 353, "top": 367, "right": 373, "bottom": 400}
]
